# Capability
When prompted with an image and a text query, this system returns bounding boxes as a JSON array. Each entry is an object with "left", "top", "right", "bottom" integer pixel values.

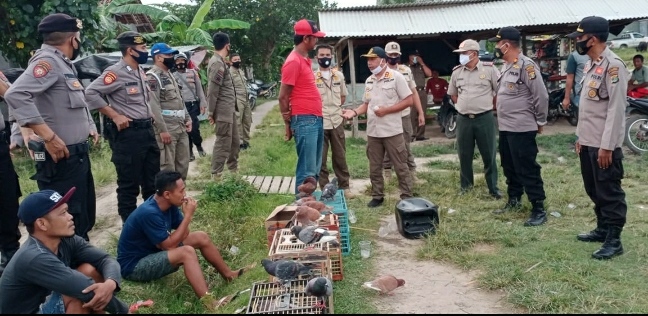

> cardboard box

[{"left": 265, "top": 204, "right": 297, "bottom": 248}]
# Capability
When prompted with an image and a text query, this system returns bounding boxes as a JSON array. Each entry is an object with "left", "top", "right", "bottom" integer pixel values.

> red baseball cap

[{"left": 294, "top": 19, "right": 326, "bottom": 37}]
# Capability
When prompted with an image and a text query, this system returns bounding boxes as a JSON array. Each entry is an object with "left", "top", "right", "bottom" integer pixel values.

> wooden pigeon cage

[{"left": 246, "top": 279, "right": 334, "bottom": 314}]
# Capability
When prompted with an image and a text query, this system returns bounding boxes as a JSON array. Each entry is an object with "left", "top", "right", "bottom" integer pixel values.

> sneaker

[
  {"left": 197, "top": 148, "right": 207, "bottom": 157},
  {"left": 367, "top": 198, "right": 384, "bottom": 208}
]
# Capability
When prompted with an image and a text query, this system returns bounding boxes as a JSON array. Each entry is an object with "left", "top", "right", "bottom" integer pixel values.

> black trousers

[
  {"left": 186, "top": 102, "right": 203, "bottom": 152},
  {"left": 0, "top": 126, "right": 21, "bottom": 252},
  {"left": 499, "top": 131, "right": 546, "bottom": 203},
  {"left": 106, "top": 120, "right": 160, "bottom": 223},
  {"left": 579, "top": 146, "right": 627, "bottom": 227},
  {"left": 33, "top": 143, "right": 95, "bottom": 241}
]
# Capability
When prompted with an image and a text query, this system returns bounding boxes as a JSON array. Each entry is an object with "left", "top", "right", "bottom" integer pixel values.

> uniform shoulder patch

[
  {"left": 525, "top": 64, "right": 536, "bottom": 80},
  {"left": 146, "top": 74, "right": 159, "bottom": 91},
  {"left": 33, "top": 60, "right": 52, "bottom": 78},
  {"left": 609, "top": 66, "right": 620, "bottom": 84},
  {"left": 104, "top": 71, "right": 117, "bottom": 85}
]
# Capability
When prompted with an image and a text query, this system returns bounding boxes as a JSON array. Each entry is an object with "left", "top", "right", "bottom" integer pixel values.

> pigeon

[
  {"left": 291, "top": 196, "right": 316, "bottom": 206},
  {"left": 320, "top": 178, "right": 338, "bottom": 202},
  {"left": 300, "top": 200, "right": 333, "bottom": 214},
  {"left": 292, "top": 205, "right": 325, "bottom": 226},
  {"left": 261, "top": 259, "right": 313, "bottom": 289},
  {"left": 291, "top": 225, "right": 339, "bottom": 248},
  {"left": 362, "top": 275, "right": 405, "bottom": 295},
  {"left": 297, "top": 177, "right": 317, "bottom": 197},
  {"left": 305, "top": 277, "right": 332, "bottom": 310}
]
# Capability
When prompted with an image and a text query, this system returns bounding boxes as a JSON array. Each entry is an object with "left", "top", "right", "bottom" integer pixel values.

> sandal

[{"left": 226, "top": 262, "right": 257, "bottom": 282}]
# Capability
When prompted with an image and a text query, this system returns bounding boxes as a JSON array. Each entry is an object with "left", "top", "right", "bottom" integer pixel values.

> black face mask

[
  {"left": 576, "top": 37, "right": 591, "bottom": 55},
  {"left": 162, "top": 57, "right": 176, "bottom": 70},
  {"left": 71, "top": 38, "right": 81, "bottom": 60},
  {"left": 232, "top": 61, "right": 241, "bottom": 68},
  {"left": 387, "top": 57, "right": 399, "bottom": 65},
  {"left": 318, "top": 57, "right": 332, "bottom": 68}
]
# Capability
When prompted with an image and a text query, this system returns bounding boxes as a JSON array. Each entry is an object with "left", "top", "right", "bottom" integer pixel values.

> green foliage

[
  {"left": 0, "top": 0, "right": 102, "bottom": 67},
  {"left": 203, "top": 174, "right": 258, "bottom": 203}
]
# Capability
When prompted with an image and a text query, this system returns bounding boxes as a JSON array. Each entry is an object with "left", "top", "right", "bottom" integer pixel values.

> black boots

[
  {"left": 0, "top": 249, "right": 18, "bottom": 277},
  {"left": 592, "top": 225, "right": 624, "bottom": 260},
  {"left": 524, "top": 200, "right": 547, "bottom": 227},
  {"left": 492, "top": 197, "right": 521, "bottom": 214},
  {"left": 367, "top": 198, "right": 384, "bottom": 208},
  {"left": 577, "top": 222, "right": 608, "bottom": 242}
]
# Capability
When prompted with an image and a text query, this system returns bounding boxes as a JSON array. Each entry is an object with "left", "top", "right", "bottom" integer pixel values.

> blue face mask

[{"left": 131, "top": 49, "right": 149, "bottom": 64}]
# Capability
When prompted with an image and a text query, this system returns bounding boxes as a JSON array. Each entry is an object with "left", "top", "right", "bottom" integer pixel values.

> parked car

[
  {"left": 606, "top": 32, "right": 648, "bottom": 49},
  {"left": 479, "top": 49, "right": 494, "bottom": 61}
]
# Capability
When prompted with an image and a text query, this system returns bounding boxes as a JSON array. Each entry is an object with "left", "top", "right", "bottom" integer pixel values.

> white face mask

[
  {"left": 459, "top": 54, "right": 471, "bottom": 65},
  {"left": 371, "top": 59, "right": 385, "bottom": 75}
]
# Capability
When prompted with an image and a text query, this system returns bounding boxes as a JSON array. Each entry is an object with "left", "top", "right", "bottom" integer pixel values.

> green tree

[{"left": 0, "top": 0, "right": 102, "bottom": 67}]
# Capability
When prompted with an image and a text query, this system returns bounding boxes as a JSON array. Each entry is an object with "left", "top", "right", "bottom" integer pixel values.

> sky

[{"left": 139, "top": 0, "right": 376, "bottom": 8}]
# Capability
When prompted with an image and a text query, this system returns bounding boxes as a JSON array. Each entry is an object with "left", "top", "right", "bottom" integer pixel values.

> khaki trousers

[
  {"left": 319, "top": 124, "right": 351, "bottom": 190},
  {"left": 211, "top": 114, "right": 240, "bottom": 175},
  {"left": 367, "top": 134, "right": 413, "bottom": 200},
  {"left": 236, "top": 98, "right": 252, "bottom": 144},
  {"left": 157, "top": 122, "right": 190, "bottom": 180},
  {"left": 383, "top": 114, "right": 416, "bottom": 171}
]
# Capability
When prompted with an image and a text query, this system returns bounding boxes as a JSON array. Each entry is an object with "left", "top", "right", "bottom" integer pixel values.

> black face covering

[
  {"left": 318, "top": 57, "right": 332, "bottom": 68},
  {"left": 162, "top": 57, "right": 176, "bottom": 70},
  {"left": 71, "top": 38, "right": 81, "bottom": 60},
  {"left": 576, "top": 37, "right": 592, "bottom": 55},
  {"left": 387, "top": 57, "right": 399, "bottom": 65},
  {"left": 232, "top": 61, "right": 241, "bottom": 68}
]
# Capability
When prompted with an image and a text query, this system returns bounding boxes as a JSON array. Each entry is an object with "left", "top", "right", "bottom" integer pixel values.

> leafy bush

[{"left": 202, "top": 174, "right": 257, "bottom": 203}]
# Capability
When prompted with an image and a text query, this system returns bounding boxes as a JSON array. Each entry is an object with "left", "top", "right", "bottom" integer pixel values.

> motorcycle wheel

[
  {"left": 267, "top": 87, "right": 276, "bottom": 98},
  {"left": 444, "top": 113, "right": 457, "bottom": 139},
  {"left": 624, "top": 114, "right": 648, "bottom": 154},
  {"left": 250, "top": 97, "right": 257, "bottom": 110},
  {"left": 568, "top": 110, "right": 578, "bottom": 126}
]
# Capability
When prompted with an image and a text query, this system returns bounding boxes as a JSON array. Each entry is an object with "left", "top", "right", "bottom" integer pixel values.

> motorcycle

[
  {"left": 628, "top": 86, "right": 648, "bottom": 99},
  {"left": 246, "top": 81, "right": 258, "bottom": 110},
  {"left": 624, "top": 96, "right": 648, "bottom": 154},
  {"left": 543, "top": 73, "right": 579, "bottom": 126},
  {"left": 436, "top": 95, "right": 459, "bottom": 139},
  {"left": 250, "top": 79, "right": 277, "bottom": 99}
]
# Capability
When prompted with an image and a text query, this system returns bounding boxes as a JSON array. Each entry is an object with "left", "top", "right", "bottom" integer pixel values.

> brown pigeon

[
  {"left": 293, "top": 205, "right": 324, "bottom": 226},
  {"left": 362, "top": 275, "right": 405, "bottom": 295},
  {"left": 297, "top": 177, "right": 317, "bottom": 197},
  {"left": 300, "top": 201, "right": 333, "bottom": 214},
  {"left": 292, "top": 196, "right": 316, "bottom": 206}
]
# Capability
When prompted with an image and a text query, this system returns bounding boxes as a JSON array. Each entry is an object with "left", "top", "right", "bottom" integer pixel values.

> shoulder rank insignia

[
  {"left": 33, "top": 61, "right": 52, "bottom": 78},
  {"left": 452, "top": 65, "right": 461, "bottom": 71},
  {"left": 525, "top": 65, "right": 536, "bottom": 80},
  {"left": 104, "top": 71, "right": 117, "bottom": 85}
]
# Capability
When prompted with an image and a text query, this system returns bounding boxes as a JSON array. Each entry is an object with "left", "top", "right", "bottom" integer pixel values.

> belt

[
  {"left": 130, "top": 118, "right": 153, "bottom": 129},
  {"left": 66, "top": 141, "right": 89, "bottom": 156},
  {"left": 161, "top": 109, "right": 185, "bottom": 118},
  {"left": 459, "top": 110, "right": 492, "bottom": 119}
]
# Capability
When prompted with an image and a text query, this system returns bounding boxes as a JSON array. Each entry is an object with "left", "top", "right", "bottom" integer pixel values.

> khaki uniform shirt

[
  {"left": 173, "top": 69, "right": 207, "bottom": 108},
  {"left": 394, "top": 65, "right": 416, "bottom": 117},
  {"left": 409, "top": 63, "right": 427, "bottom": 88},
  {"left": 206, "top": 55, "right": 237, "bottom": 123},
  {"left": 495, "top": 53, "right": 548, "bottom": 132},
  {"left": 315, "top": 69, "right": 347, "bottom": 129},
  {"left": 85, "top": 59, "right": 152, "bottom": 120},
  {"left": 362, "top": 69, "right": 412, "bottom": 138},
  {"left": 448, "top": 61, "right": 499, "bottom": 115},
  {"left": 147, "top": 65, "right": 191, "bottom": 133},
  {"left": 577, "top": 48, "right": 628, "bottom": 150},
  {"left": 230, "top": 66, "right": 248, "bottom": 108},
  {"left": 5, "top": 44, "right": 94, "bottom": 145}
]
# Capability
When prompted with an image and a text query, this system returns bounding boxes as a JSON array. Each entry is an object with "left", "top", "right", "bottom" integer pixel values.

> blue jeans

[
  {"left": 39, "top": 292, "right": 64, "bottom": 314},
  {"left": 291, "top": 115, "right": 324, "bottom": 195}
]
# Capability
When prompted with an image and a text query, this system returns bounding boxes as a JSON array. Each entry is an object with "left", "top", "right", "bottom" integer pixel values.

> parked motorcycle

[
  {"left": 547, "top": 87, "right": 578, "bottom": 126},
  {"left": 246, "top": 81, "right": 258, "bottom": 110},
  {"left": 625, "top": 96, "right": 648, "bottom": 154},
  {"left": 436, "top": 95, "right": 459, "bottom": 139},
  {"left": 249, "top": 79, "right": 277, "bottom": 99}
]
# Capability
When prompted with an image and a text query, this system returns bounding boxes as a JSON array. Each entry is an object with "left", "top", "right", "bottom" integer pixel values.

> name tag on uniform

[
  {"left": 64, "top": 73, "right": 76, "bottom": 79},
  {"left": 125, "top": 82, "right": 138, "bottom": 86},
  {"left": 333, "top": 82, "right": 341, "bottom": 86}
]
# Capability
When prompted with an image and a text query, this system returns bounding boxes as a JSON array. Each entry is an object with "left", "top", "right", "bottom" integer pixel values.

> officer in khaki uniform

[
  {"left": 173, "top": 53, "right": 207, "bottom": 161},
  {"left": 342, "top": 47, "right": 413, "bottom": 208},
  {"left": 85, "top": 31, "right": 160, "bottom": 223},
  {"left": 382, "top": 41, "right": 425, "bottom": 183},
  {"left": 5, "top": 13, "right": 98, "bottom": 241},
  {"left": 567, "top": 16, "right": 628, "bottom": 260},
  {"left": 407, "top": 50, "right": 432, "bottom": 141},
  {"left": 147, "top": 43, "right": 192, "bottom": 180},
  {"left": 489, "top": 27, "right": 548, "bottom": 227},
  {"left": 230, "top": 53, "right": 252, "bottom": 150},
  {"left": 448, "top": 39, "right": 502, "bottom": 199},
  {"left": 207, "top": 32, "right": 239, "bottom": 178},
  {"left": 314, "top": 44, "right": 353, "bottom": 198}
]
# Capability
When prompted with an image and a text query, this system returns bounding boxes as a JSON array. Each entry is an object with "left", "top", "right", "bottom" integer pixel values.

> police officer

[
  {"left": 0, "top": 71, "right": 21, "bottom": 276},
  {"left": 567, "top": 16, "right": 628, "bottom": 260},
  {"left": 5, "top": 13, "right": 99, "bottom": 241},
  {"left": 85, "top": 31, "right": 160, "bottom": 223},
  {"left": 342, "top": 47, "right": 413, "bottom": 208},
  {"left": 147, "top": 43, "right": 192, "bottom": 180},
  {"left": 314, "top": 44, "right": 353, "bottom": 198},
  {"left": 448, "top": 39, "right": 502, "bottom": 199},
  {"left": 206, "top": 32, "right": 239, "bottom": 179},
  {"left": 173, "top": 52, "right": 207, "bottom": 161},
  {"left": 383, "top": 41, "right": 425, "bottom": 183},
  {"left": 489, "top": 27, "right": 548, "bottom": 227},
  {"left": 407, "top": 49, "right": 432, "bottom": 141},
  {"left": 230, "top": 53, "right": 252, "bottom": 150}
]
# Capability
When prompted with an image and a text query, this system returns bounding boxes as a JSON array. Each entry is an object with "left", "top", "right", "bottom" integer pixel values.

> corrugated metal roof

[
  {"left": 319, "top": 0, "right": 648, "bottom": 37},
  {"left": 320, "top": 0, "right": 497, "bottom": 12}
]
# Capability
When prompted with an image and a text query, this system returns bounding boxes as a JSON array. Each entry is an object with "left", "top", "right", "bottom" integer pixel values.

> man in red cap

[{"left": 279, "top": 19, "right": 326, "bottom": 196}]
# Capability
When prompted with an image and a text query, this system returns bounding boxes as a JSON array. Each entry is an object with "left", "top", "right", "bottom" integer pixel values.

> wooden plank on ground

[
  {"left": 244, "top": 175, "right": 256, "bottom": 185},
  {"left": 278, "top": 177, "right": 292, "bottom": 194},
  {"left": 252, "top": 176, "right": 265, "bottom": 190},
  {"left": 268, "top": 176, "right": 283, "bottom": 193},
  {"left": 259, "top": 176, "right": 274, "bottom": 194},
  {"left": 289, "top": 177, "right": 297, "bottom": 194}
]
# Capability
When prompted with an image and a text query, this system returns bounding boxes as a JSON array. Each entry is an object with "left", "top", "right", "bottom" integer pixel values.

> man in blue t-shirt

[
  {"left": 117, "top": 170, "right": 255, "bottom": 311},
  {"left": 562, "top": 48, "right": 590, "bottom": 109}
]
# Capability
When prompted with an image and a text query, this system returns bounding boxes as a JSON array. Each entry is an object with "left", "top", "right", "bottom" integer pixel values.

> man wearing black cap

[
  {"left": 206, "top": 32, "right": 239, "bottom": 179},
  {"left": 85, "top": 31, "right": 161, "bottom": 224},
  {"left": 567, "top": 16, "right": 628, "bottom": 260},
  {"left": 0, "top": 188, "right": 129, "bottom": 314},
  {"left": 4, "top": 13, "right": 99, "bottom": 241},
  {"left": 342, "top": 47, "right": 414, "bottom": 207},
  {"left": 173, "top": 52, "right": 207, "bottom": 161},
  {"left": 488, "top": 26, "right": 549, "bottom": 227}
]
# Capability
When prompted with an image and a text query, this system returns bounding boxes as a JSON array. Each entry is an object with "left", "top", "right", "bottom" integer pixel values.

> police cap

[
  {"left": 116, "top": 31, "right": 146, "bottom": 46},
  {"left": 361, "top": 46, "right": 388, "bottom": 59},
  {"left": 38, "top": 13, "right": 83, "bottom": 34},
  {"left": 567, "top": 16, "right": 609, "bottom": 38},
  {"left": 488, "top": 26, "right": 520, "bottom": 42}
]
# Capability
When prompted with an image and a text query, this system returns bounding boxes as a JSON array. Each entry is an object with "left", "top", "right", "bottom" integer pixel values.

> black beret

[
  {"left": 212, "top": 32, "right": 230, "bottom": 48},
  {"left": 116, "top": 31, "right": 146, "bottom": 45},
  {"left": 38, "top": 13, "right": 83, "bottom": 34}
]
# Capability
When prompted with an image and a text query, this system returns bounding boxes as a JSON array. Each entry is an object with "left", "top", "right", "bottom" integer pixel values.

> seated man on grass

[
  {"left": 117, "top": 170, "right": 255, "bottom": 311},
  {"left": 0, "top": 187, "right": 129, "bottom": 314}
]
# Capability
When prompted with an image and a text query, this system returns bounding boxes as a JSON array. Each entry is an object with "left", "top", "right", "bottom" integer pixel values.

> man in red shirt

[
  {"left": 279, "top": 19, "right": 326, "bottom": 195},
  {"left": 426, "top": 70, "right": 449, "bottom": 132}
]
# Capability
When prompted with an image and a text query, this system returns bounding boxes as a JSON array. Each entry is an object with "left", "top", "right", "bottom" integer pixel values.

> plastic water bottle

[{"left": 348, "top": 209, "right": 357, "bottom": 224}]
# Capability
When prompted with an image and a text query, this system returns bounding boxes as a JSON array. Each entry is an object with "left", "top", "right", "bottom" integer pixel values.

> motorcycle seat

[{"left": 629, "top": 98, "right": 648, "bottom": 107}]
